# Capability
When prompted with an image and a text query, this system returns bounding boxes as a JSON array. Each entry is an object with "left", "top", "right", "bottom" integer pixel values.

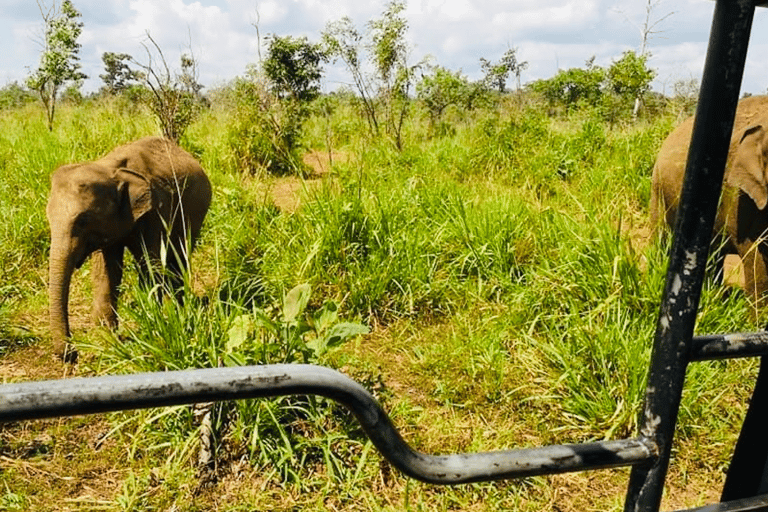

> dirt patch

[
  {"left": 268, "top": 150, "right": 348, "bottom": 213},
  {"left": 302, "top": 149, "right": 348, "bottom": 176}
]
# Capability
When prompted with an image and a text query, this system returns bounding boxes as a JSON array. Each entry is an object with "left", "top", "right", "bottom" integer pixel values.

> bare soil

[{"left": 269, "top": 150, "right": 347, "bottom": 213}]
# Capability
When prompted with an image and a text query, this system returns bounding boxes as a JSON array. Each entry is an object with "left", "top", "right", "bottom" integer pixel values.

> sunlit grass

[{"left": 0, "top": 95, "right": 759, "bottom": 510}]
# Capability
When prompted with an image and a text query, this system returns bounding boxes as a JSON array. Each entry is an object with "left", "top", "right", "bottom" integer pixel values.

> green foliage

[
  {"left": 100, "top": 52, "right": 143, "bottom": 95},
  {"left": 323, "top": 1, "right": 421, "bottom": 149},
  {"left": 368, "top": 0, "right": 408, "bottom": 85},
  {"left": 480, "top": 47, "right": 527, "bottom": 93},
  {"left": 221, "top": 73, "right": 307, "bottom": 176},
  {"left": 26, "top": 0, "right": 87, "bottom": 131},
  {"left": 98, "top": 280, "right": 369, "bottom": 489},
  {"left": 263, "top": 35, "right": 327, "bottom": 103},
  {"left": 0, "top": 89, "right": 757, "bottom": 510},
  {"left": 0, "top": 82, "right": 36, "bottom": 110},
  {"left": 669, "top": 77, "right": 700, "bottom": 118},
  {"left": 225, "top": 284, "right": 369, "bottom": 366},
  {"left": 133, "top": 35, "right": 206, "bottom": 142},
  {"left": 606, "top": 51, "right": 656, "bottom": 100},
  {"left": 530, "top": 57, "right": 606, "bottom": 110},
  {"left": 0, "top": 488, "right": 27, "bottom": 511},
  {"left": 59, "top": 80, "right": 84, "bottom": 104},
  {"left": 416, "top": 66, "right": 477, "bottom": 128},
  {"left": 322, "top": 17, "right": 375, "bottom": 133},
  {"left": 530, "top": 52, "right": 656, "bottom": 121}
]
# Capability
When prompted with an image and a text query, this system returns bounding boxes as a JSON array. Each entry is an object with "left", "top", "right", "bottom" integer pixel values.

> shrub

[{"left": 222, "top": 74, "right": 308, "bottom": 176}]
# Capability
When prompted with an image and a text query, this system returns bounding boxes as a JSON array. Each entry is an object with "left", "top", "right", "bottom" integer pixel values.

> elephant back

[{"left": 98, "top": 137, "right": 205, "bottom": 181}]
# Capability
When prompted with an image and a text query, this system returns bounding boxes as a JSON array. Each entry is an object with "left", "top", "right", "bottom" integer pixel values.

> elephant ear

[
  {"left": 115, "top": 168, "right": 153, "bottom": 222},
  {"left": 728, "top": 124, "right": 768, "bottom": 210}
]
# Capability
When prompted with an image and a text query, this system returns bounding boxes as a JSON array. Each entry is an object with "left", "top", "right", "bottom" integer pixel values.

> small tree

[
  {"left": 323, "top": 0, "right": 423, "bottom": 150},
  {"left": 368, "top": 0, "right": 409, "bottom": 90},
  {"left": 368, "top": 0, "right": 421, "bottom": 150},
  {"left": 224, "top": 69, "right": 307, "bottom": 176},
  {"left": 416, "top": 66, "right": 472, "bottom": 126},
  {"left": 100, "top": 52, "right": 142, "bottom": 94},
  {"left": 263, "top": 35, "right": 327, "bottom": 103},
  {"left": 606, "top": 50, "right": 656, "bottom": 117},
  {"left": 480, "top": 48, "right": 527, "bottom": 93},
  {"left": 669, "top": 77, "right": 699, "bottom": 118},
  {"left": 26, "top": 0, "right": 87, "bottom": 130},
  {"left": 322, "top": 17, "right": 379, "bottom": 134},
  {"left": 60, "top": 80, "right": 83, "bottom": 104},
  {"left": 133, "top": 33, "right": 206, "bottom": 142}
]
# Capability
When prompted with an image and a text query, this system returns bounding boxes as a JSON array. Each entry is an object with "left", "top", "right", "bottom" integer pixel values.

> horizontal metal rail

[
  {"left": 0, "top": 329, "right": 762, "bottom": 488},
  {"left": 672, "top": 494, "right": 768, "bottom": 512},
  {"left": 690, "top": 332, "right": 768, "bottom": 361},
  {"left": 0, "top": 363, "right": 656, "bottom": 485}
]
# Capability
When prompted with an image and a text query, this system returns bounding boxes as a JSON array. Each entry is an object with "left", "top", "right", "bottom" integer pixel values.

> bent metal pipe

[{"left": 0, "top": 363, "right": 656, "bottom": 485}]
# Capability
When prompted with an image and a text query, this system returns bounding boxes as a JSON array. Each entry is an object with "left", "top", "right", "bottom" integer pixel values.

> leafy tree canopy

[
  {"left": 262, "top": 35, "right": 327, "bottom": 103},
  {"left": 417, "top": 66, "right": 474, "bottom": 121},
  {"left": 529, "top": 57, "right": 605, "bottom": 108},
  {"left": 606, "top": 50, "right": 656, "bottom": 100},
  {"left": 480, "top": 47, "right": 527, "bottom": 93},
  {"left": 100, "top": 52, "right": 142, "bottom": 94}
]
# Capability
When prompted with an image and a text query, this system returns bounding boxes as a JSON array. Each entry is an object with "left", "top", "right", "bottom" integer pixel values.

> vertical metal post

[
  {"left": 624, "top": 1, "right": 756, "bottom": 510},
  {"left": 720, "top": 356, "right": 768, "bottom": 500}
]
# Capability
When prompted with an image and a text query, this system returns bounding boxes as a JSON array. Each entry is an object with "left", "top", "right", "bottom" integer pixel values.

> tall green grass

[{"left": 0, "top": 94, "right": 760, "bottom": 510}]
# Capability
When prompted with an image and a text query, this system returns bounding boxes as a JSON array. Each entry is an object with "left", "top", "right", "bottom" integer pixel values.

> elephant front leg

[{"left": 91, "top": 246, "right": 124, "bottom": 328}]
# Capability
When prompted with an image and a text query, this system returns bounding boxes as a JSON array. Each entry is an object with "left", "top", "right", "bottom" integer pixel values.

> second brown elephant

[
  {"left": 651, "top": 95, "right": 768, "bottom": 308},
  {"left": 47, "top": 136, "right": 212, "bottom": 362}
]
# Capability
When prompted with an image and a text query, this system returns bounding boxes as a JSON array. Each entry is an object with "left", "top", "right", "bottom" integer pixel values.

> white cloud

[
  {"left": 408, "top": 0, "right": 480, "bottom": 23},
  {"left": 3, "top": 0, "right": 768, "bottom": 95},
  {"left": 491, "top": 1, "right": 599, "bottom": 35}
]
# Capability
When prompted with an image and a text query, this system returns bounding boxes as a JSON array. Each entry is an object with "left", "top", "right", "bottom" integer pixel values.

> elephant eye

[{"left": 72, "top": 214, "right": 91, "bottom": 233}]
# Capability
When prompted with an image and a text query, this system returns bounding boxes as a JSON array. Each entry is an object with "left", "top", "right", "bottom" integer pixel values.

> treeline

[{"left": 10, "top": 0, "right": 700, "bottom": 164}]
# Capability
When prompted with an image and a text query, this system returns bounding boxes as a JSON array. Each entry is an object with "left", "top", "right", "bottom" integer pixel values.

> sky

[{"left": 3, "top": 0, "right": 768, "bottom": 97}]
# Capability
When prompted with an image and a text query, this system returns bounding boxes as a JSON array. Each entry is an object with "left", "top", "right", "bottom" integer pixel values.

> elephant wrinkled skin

[
  {"left": 650, "top": 95, "right": 768, "bottom": 309},
  {"left": 46, "top": 136, "right": 212, "bottom": 362}
]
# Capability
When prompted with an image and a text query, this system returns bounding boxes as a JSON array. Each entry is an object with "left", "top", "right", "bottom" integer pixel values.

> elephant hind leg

[
  {"left": 165, "top": 236, "right": 192, "bottom": 300},
  {"left": 709, "top": 234, "right": 737, "bottom": 287},
  {"left": 128, "top": 237, "right": 188, "bottom": 301},
  {"left": 740, "top": 242, "right": 768, "bottom": 318}
]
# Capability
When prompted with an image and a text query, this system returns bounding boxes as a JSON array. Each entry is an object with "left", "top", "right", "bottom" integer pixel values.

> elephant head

[
  {"left": 727, "top": 124, "right": 768, "bottom": 210},
  {"left": 46, "top": 162, "right": 152, "bottom": 361}
]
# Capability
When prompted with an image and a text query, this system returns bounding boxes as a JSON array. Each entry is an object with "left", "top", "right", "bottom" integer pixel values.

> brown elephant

[
  {"left": 650, "top": 95, "right": 768, "bottom": 308},
  {"left": 46, "top": 136, "right": 212, "bottom": 362}
]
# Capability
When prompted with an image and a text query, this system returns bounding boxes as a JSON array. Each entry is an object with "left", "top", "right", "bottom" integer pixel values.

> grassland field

[{"left": 0, "top": 93, "right": 762, "bottom": 511}]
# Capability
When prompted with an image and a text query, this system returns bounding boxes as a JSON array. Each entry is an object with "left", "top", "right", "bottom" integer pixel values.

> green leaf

[
  {"left": 223, "top": 352, "right": 246, "bottom": 367},
  {"left": 283, "top": 283, "right": 312, "bottom": 322},
  {"left": 227, "top": 315, "right": 253, "bottom": 353},
  {"left": 324, "top": 322, "right": 369, "bottom": 349},
  {"left": 312, "top": 301, "right": 339, "bottom": 333},
  {"left": 305, "top": 337, "right": 326, "bottom": 358}
]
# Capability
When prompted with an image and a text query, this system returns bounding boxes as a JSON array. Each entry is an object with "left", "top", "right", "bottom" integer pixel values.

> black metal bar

[
  {"left": 721, "top": 357, "right": 768, "bottom": 501},
  {"left": 690, "top": 332, "right": 768, "bottom": 361},
  {"left": 671, "top": 494, "right": 768, "bottom": 512},
  {"left": 0, "top": 364, "right": 656, "bottom": 485},
  {"left": 625, "top": 1, "right": 756, "bottom": 510}
]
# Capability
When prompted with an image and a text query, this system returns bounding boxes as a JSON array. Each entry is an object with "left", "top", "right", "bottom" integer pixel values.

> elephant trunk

[{"left": 48, "top": 235, "right": 80, "bottom": 362}]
